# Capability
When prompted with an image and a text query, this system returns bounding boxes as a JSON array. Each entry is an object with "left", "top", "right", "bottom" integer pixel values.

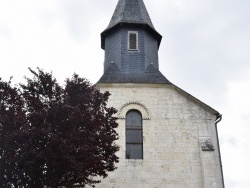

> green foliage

[{"left": 0, "top": 68, "right": 119, "bottom": 188}]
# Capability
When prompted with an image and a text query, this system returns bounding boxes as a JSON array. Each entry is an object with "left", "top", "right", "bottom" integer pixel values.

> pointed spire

[
  {"left": 107, "top": 0, "right": 155, "bottom": 31},
  {"left": 101, "top": 0, "right": 162, "bottom": 49}
]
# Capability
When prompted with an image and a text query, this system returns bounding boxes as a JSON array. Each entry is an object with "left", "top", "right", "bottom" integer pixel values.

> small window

[
  {"left": 126, "top": 110, "right": 143, "bottom": 159},
  {"left": 128, "top": 31, "right": 138, "bottom": 51}
]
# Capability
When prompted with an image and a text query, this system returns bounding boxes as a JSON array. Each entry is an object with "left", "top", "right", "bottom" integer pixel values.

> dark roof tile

[
  {"left": 98, "top": 71, "right": 171, "bottom": 84},
  {"left": 106, "top": 0, "right": 155, "bottom": 31}
]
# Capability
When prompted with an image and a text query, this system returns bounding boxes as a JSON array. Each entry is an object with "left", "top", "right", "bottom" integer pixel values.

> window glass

[
  {"left": 126, "top": 144, "right": 143, "bottom": 159},
  {"left": 126, "top": 110, "right": 143, "bottom": 159},
  {"left": 126, "top": 110, "right": 141, "bottom": 127},
  {"left": 126, "top": 130, "right": 142, "bottom": 143}
]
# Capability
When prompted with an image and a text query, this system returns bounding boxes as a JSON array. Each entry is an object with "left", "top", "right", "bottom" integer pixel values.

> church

[{"left": 95, "top": 0, "right": 224, "bottom": 187}]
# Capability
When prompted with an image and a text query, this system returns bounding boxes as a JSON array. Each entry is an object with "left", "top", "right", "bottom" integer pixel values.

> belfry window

[
  {"left": 128, "top": 31, "right": 138, "bottom": 50},
  {"left": 126, "top": 110, "right": 143, "bottom": 159}
]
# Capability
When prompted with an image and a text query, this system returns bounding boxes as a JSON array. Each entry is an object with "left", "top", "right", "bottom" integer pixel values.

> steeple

[
  {"left": 101, "top": 0, "right": 162, "bottom": 49},
  {"left": 107, "top": 0, "right": 155, "bottom": 30},
  {"left": 98, "top": 0, "right": 171, "bottom": 84}
]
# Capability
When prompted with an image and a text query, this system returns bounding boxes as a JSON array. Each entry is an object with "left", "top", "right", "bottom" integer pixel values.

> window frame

[
  {"left": 125, "top": 110, "right": 143, "bottom": 159},
  {"left": 128, "top": 31, "right": 138, "bottom": 51}
]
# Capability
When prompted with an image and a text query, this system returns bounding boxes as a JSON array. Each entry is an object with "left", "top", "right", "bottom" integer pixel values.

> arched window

[{"left": 126, "top": 110, "right": 143, "bottom": 159}]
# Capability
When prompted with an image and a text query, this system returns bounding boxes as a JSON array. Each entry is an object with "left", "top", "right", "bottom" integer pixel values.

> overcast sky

[{"left": 0, "top": 0, "right": 249, "bottom": 187}]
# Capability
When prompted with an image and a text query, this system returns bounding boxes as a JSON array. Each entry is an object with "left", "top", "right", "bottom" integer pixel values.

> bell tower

[{"left": 98, "top": 0, "right": 170, "bottom": 84}]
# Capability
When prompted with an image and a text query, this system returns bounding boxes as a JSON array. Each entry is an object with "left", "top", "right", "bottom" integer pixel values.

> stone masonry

[{"left": 91, "top": 83, "right": 223, "bottom": 188}]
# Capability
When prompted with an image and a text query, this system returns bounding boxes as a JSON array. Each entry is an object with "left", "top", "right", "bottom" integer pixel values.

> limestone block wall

[{"left": 91, "top": 83, "right": 223, "bottom": 188}]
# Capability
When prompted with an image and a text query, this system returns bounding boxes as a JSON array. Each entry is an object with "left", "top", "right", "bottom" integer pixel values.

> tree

[
  {"left": 0, "top": 68, "right": 119, "bottom": 188},
  {"left": 0, "top": 77, "right": 28, "bottom": 187}
]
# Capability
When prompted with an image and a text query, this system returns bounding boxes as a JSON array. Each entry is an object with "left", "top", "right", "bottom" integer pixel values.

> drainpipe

[{"left": 215, "top": 114, "right": 225, "bottom": 188}]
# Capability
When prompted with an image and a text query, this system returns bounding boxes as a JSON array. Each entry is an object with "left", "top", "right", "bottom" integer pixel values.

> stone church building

[{"left": 95, "top": 0, "right": 224, "bottom": 187}]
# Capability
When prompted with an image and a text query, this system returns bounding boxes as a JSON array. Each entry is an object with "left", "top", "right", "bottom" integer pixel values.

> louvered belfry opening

[
  {"left": 126, "top": 110, "right": 143, "bottom": 159},
  {"left": 128, "top": 32, "right": 138, "bottom": 50}
]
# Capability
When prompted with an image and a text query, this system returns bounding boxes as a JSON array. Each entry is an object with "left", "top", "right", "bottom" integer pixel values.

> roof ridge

[{"left": 138, "top": 0, "right": 154, "bottom": 28}]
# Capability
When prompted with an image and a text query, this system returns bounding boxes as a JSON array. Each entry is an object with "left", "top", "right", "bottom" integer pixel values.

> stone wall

[{"left": 91, "top": 83, "right": 223, "bottom": 188}]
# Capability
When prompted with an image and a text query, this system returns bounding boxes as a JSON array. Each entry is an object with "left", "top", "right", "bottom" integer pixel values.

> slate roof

[
  {"left": 97, "top": 64, "right": 171, "bottom": 84},
  {"left": 101, "top": 0, "right": 162, "bottom": 49},
  {"left": 107, "top": 0, "right": 155, "bottom": 30},
  {"left": 98, "top": 71, "right": 171, "bottom": 84}
]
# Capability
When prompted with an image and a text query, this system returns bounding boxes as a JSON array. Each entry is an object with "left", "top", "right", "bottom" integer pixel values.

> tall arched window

[{"left": 126, "top": 110, "right": 143, "bottom": 159}]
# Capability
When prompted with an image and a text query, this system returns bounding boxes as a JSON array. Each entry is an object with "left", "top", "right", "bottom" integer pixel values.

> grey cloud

[
  {"left": 0, "top": 25, "right": 11, "bottom": 37},
  {"left": 53, "top": 0, "right": 116, "bottom": 42},
  {"left": 155, "top": 0, "right": 250, "bottom": 108}
]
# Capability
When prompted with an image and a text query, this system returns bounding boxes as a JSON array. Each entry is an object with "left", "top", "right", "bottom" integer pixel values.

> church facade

[{"left": 95, "top": 0, "right": 224, "bottom": 187}]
